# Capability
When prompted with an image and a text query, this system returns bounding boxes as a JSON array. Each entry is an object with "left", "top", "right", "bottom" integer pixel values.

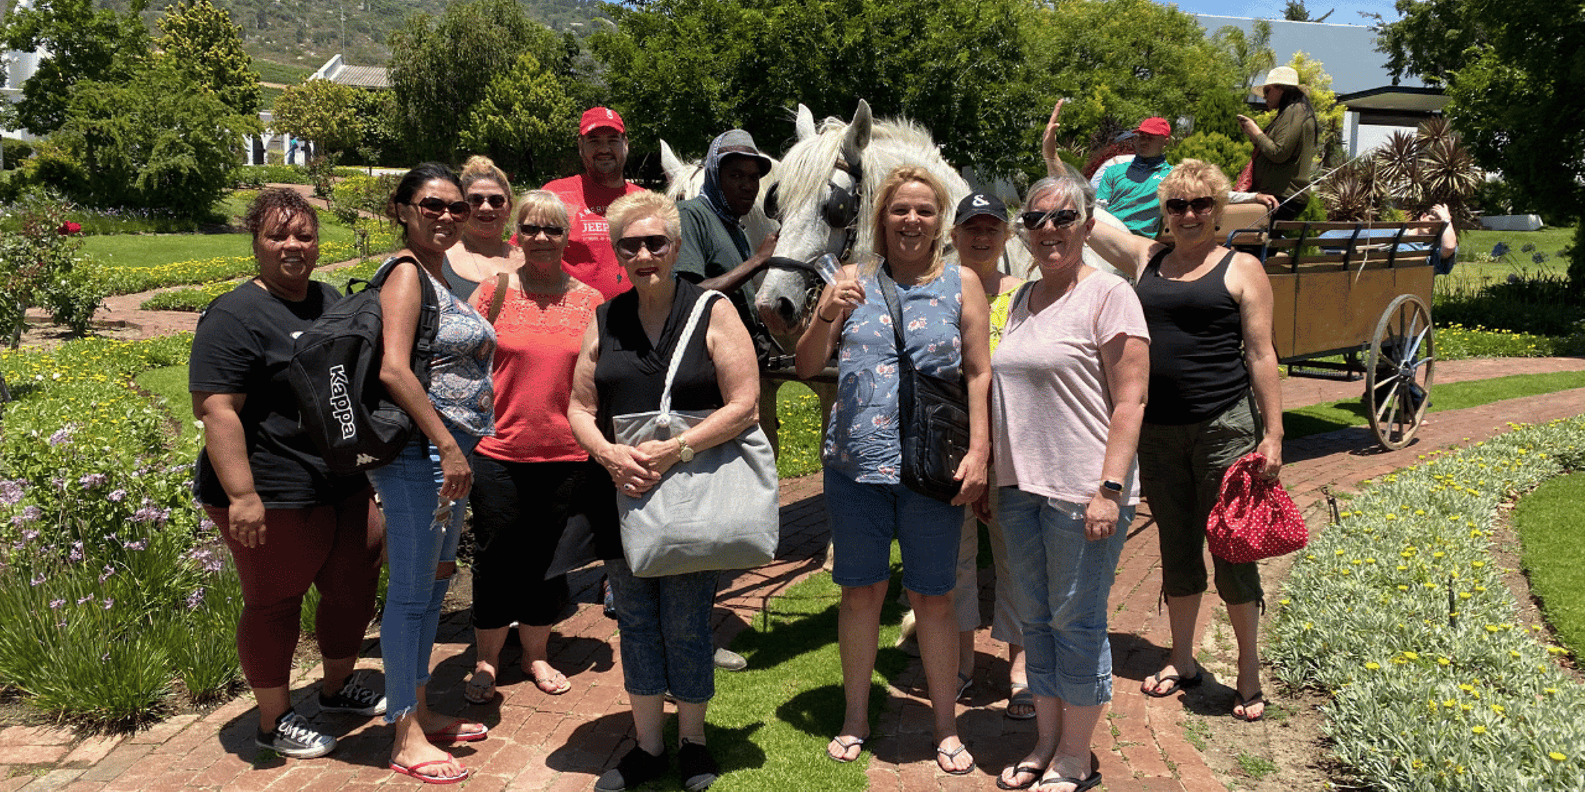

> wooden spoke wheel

[{"left": 1365, "top": 294, "right": 1435, "bottom": 449}]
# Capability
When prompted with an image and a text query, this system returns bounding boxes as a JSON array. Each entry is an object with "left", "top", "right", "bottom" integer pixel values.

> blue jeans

[
  {"left": 823, "top": 469, "right": 965, "bottom": 595},
  {"left": 998, "top": 487, "right": 1131, "bottom": 706},
  {"left": 368, "top": 428, "right": 478, "bottom": 723},
  {"left": 605, "top": 557, "right": 717, "bottom": 704}
]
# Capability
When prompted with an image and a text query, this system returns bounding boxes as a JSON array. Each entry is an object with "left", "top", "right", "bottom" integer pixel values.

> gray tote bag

[{"left": 611, "top": 291, "right": 779, "bottom": 577}]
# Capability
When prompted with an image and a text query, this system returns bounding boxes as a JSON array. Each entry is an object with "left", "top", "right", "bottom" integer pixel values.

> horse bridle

[{"left": 763, "top": 157, "right": 865, "bottom": 265}]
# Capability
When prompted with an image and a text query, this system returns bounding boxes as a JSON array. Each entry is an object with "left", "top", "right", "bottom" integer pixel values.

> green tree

[
  {"left": 33, "top": 61, "right": 252, "bottom": 216},
  {"left": 592, "top": 0, "right": 1035, "bottom": 175},
  {"left": 459, "top": 51, "right": 577, "bottom": 182},
  {"left": 386, "top": 0, "right": 564, "bottom": 165},
  {"left": 272, "top": 78, "right": 364, "bottom": 156},
  {"left": 153, "top": 0, "right": 261, "bottom": 118},
  {"left": 1210, "top": 19, "right": 1275, "bottom": 93},
  {"left": 1374, "top": 0, "right": 1584, "bottom": 232},
  {"left": 0, "top": 0, "right": 151, "bottom": 134}
]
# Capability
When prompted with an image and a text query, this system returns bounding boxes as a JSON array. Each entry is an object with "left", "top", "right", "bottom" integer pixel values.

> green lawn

[
  {"left": 1441, "top": 227, "right": 1575, "bottom": 288},
  {"left": 81, "top": 221, "right": 359, "bottom": 269},
  {"left": 1282, "top": 370, "right": 1585, "bottom": 440},
  {"left": 1513, "top": 472, "right": 1585, "bottom": 657},
  {"left": 134, "top": 366, "right": 200, "bottom": 444},
  {"left": 250, "top": 60, "right": 314, "bottom": 85}
]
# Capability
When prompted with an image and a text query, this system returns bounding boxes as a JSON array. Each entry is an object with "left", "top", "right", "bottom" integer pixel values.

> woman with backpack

[
  {"left": 370, "top": 163, "right": 497, "bottom": 785},
  {"left": 190, "top": 188, "right": 387, "bottom": 760}
]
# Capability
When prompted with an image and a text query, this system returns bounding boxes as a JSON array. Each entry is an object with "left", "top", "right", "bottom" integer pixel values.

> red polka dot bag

[{"left": 1206, "top": 452, "right": 1308, "bottom": 563}]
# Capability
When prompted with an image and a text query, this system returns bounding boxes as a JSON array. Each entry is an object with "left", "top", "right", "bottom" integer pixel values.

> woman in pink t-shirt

[
  {"left": 990, "top": 173, "right": 1149, "bottom": 792},
  {"left": 465, "top": 190, "right": 603, "bottom": 705}
]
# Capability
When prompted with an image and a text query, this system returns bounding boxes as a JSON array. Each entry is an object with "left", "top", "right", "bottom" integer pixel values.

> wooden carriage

[{"left": 1218, "top": 206, "right": 1444, "bottom": 449}]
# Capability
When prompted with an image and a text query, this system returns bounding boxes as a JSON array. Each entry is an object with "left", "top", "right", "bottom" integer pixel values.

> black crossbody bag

[{"left": 877, "top": 263, "right": 970, "bottom": 503}]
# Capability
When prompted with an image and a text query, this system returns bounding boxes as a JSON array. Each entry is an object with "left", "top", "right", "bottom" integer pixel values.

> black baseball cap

[{"left": 954, "top": 192, "right": 1009, "bottom": 226}]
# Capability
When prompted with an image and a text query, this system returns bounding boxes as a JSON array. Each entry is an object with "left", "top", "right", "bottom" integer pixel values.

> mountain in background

[{"left": 93, "top": 0, "right": 610, "bottom": 66}]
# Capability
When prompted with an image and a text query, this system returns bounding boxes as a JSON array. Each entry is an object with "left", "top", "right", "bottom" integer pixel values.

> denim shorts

[
  {"left": 998, "top": 487, "right": 1130, "bottom": 706},
  {"left": 605, "top": 557, "right": 717, "bottom": 704},
  {"left": 823, "top": 469, "right": 966, "bottom": 596}
]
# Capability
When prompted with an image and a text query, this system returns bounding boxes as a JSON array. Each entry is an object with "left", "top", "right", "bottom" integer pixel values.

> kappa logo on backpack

[{"left": 287, "top": 257, "right": 440, "bottom": 475}]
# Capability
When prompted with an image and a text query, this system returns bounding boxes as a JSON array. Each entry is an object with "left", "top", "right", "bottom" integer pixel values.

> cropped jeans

[
  {"left": 368, "top": 427, "right": 478, "bottom": 723},
  {"left": 998, "top": 487, "right": 1130, "bottom": 706}
]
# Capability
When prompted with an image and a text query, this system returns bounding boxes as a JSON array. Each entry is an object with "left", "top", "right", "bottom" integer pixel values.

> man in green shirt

[{"left": 1095, "top": 117, "right": 1174, "bottom": 235}]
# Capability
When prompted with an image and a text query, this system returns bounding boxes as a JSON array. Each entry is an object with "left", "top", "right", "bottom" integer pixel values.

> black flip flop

[
  {"left": 997, "top": 762, "right": 1046, "bottom": 790},
  {"left": 1141, "top": 669, "right": 1203, "bottom": 698},
  {"left": 1234, "top": 690, "right": 1266, "bottom": 722}
]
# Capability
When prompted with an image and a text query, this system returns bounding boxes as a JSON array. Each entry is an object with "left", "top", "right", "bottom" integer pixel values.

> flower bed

[
  {"left": 0, "top": 336, "right": 244, "bottom": 728},
  {"left": 101, "top": 240, "right": 363, "bottom": 297},
  {"left": 139, "top": 257, "right": 385, "bottom": 312},
  {"left": 1269, "top": 417, "right": 1585, "bottom": 791}
]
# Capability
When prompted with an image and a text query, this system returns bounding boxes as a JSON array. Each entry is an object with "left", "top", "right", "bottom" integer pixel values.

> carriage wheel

[{"left": 1366, "top": 294, "right": 1435, "bottom": 450}]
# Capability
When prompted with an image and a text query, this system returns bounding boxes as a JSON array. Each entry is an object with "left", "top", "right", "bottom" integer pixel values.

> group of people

[{"left": 191, "top": 66, "right": 1340, "bottom": 790}]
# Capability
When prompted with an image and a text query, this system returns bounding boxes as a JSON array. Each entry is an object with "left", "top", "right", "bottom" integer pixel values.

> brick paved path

[{"left": 1, "top": 358, "right": 1581, "bottom": 791}]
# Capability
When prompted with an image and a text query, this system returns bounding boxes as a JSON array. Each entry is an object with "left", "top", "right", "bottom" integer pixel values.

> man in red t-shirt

[{"left": 542, "top": 107, "right": 645, "bottom": 301}]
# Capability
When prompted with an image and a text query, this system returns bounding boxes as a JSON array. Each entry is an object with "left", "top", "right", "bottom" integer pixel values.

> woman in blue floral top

[{"left": 795, "top": 166, "right": 992, "bottom": 775}]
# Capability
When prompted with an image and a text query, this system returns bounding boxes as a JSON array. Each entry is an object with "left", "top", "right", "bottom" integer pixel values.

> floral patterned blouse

[
  {"left": 409, "top": 262, "right": 496, "bottom": 437},
  {"left": 824, "top": 263, "right": 963, "bottom": 484}
]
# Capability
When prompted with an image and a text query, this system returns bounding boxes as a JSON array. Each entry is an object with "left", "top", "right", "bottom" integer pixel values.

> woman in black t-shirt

[{"left": 190, "top": 189, "right": 386, "bottom": 760}]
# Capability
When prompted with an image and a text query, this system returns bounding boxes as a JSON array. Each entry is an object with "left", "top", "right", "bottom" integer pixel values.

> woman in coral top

[{"left": 464, "top": 190, "right": 604, "bottom": 704}]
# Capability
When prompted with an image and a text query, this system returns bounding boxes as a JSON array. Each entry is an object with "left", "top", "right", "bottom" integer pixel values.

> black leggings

[{"left": 468, "top": 456, "right": 593, "bottom": 629}]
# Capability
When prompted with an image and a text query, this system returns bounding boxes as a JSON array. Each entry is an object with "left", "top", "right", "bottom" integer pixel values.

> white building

[
  {"left": 2, "top": 0, "right": 46, "bottom": 141},
  {"left": 1194, "top": 14, "right": 1448, "bottom": 158}
]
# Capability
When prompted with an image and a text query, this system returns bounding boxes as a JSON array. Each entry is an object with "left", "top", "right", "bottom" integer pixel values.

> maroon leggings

[{"left": 209, "top": 490, "right": 384, "bottom": 689}]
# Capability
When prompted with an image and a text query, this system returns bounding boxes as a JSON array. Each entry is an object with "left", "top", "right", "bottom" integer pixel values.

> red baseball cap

[
  {"left": 1135, "top": 117, "right": 1171, "bottom": 137},
  {"left": 579, "top": 107, "right": 625, "bottom": 136}
]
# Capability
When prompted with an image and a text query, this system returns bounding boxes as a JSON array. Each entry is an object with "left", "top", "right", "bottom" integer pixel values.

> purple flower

[
  {"left": 30, "top": 573, "right": 45, "bottom": 586},
  {"left": 22, "top": 529, "right": 38, "bottom": 542},
  {"left": 11, "top": 506, "right": 42, "bottom": 527},
  {"left": 76, "top": 596, "right": 93, "bottom": 605},
  {"left": 129, "top": 505, "right": 169, "bottom": 525},
  {"left": 107, "top": 489, "right": 126, "bottom": 503},
  {"left": 101, "top": 599, "right": 114, "bottom": 610},
  {"left": 186, "top": 588, "right": 206, "bottom": 610},
  {"left": 122, "top": 540, "right": 147, "bottom": 551},
  {"left": 198, "top": 516, "right": 217, "bottom": 534},
  {"left": 78, "top": 473, "right": 107, "bottom": 489},
  {"left": 99, "top": 564, "right": 116, "bottom": 582},
  {"left": 51, "top": 478, "right": 65, "bottom": 491},
  {"left": 0, "top": 479, "right": 24, "bottom": 506},
  {"left": 47, "top": 425, "right": 75, "bottom": 446},
  {"left": 68, "top": 541, "right": 83, "bottom": 562},
  {"left": 48, "top": 599, "right": 64, "bottom": 610}
]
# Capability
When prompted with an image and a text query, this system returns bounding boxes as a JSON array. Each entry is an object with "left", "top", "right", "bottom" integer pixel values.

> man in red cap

[
  {"left": 1094, "top": 116, "right": 1175, "bottom": 235},
  {"left": 542, "top": 107, "right": 645, "bottom": 300}
]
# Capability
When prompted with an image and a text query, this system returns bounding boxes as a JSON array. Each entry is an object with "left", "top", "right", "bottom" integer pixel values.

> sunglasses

[
  {"left": 518, "top": 223, "right": 565, "bottom": 238},
  {"left": 467, "top": 194, "right": 508, "bottom": 209},
  {"left": 1163, "top": 196, "right": 1218, "bottom": 215},
  {"left": 409, "top": 197, "right": 471, "bottom": 219},
  {"left": 616, "top": 235, "right": 672, "bottom": 257},
  {"left": 1020, "top": 209, "right": 1080, "bottom": 229}
]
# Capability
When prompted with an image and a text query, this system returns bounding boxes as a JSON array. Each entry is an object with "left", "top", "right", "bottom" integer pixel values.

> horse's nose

[{"left": 773, "top": 296, "right": 798, "bottom": 325}]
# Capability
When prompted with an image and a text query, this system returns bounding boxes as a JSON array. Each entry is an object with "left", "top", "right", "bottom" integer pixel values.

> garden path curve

[{"left": 1, "top": 352, "right": 1582, "bottom": 791}]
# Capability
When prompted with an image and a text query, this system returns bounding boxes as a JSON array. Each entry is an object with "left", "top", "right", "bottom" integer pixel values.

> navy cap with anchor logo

[{"left": 954, "top": 191, "right": 1009, "bottom": 226}]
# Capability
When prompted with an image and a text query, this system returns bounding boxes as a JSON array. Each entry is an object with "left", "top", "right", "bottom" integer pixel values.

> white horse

[{"left": 754, "top": 100, "right": 1125, "bottom": 341}]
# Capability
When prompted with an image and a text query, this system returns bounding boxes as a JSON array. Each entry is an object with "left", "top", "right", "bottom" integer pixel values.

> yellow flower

[
  {"left": 1472, "top": 726, "right": 1486, "bottom": 734},
  {"left": 1365, "top": 662, "right": 1380, "bottom": 670},
  {"left": 1438, "top": 657, "right": 1451, "bottom": 666},
  {"left": 1549, "top": 752, "right": 1567, "bottom": 761}
]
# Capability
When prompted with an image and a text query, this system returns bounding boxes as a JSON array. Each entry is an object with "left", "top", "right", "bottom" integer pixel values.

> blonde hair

[
  {"left": 460, "top": 155, "right": 515, "bottom": 208},
  {"left": 867, "top": 166, "right": 950, "bottom": 282},
  {"left": 606, "top": 190, "right": 681, "bottom": 243},
  {"left": 514, "top": 189, "right": 569, "bottom": 230},
  {"left": 1158, "top": 159, "right": 1230, "bottom": 217}
]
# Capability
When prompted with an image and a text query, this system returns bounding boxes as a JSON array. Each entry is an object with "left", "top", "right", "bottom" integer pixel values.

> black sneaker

[
  {"left": 594, "top": 745, "right": 667, "bottom": 792},
  {"left": 256, "top": 711, "right": 335, "bottom": 759},
  {"left": 318, "top": 677, "right": 387, "bottom": 716},
  {"left": 678, "top": 740, "right": 720, "bottom": 791}
]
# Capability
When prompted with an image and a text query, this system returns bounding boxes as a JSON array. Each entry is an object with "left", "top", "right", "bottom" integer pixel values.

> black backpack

[{"left": 288, "top": 256, "right": 440, "bottom": 475}]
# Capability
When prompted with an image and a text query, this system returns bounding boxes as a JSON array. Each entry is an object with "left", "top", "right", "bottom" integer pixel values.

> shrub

[
  {"left": 1168, "top": 131, "right": 1252, "bottom": 183},
  {"left": 1269, "top": 417, "right": 1585, "bottom": 791},
  {"left": 1, "top": 138, "right": 33, "bottom": 170},
  {"left": 329, "top": 173, "right": 400, "bottom": 225},
  {"left": 230, "top": 164, "right": 312, "bottom": 187},
  {"left": 0, "top": 195, "right": 109, "bottom": 345}
]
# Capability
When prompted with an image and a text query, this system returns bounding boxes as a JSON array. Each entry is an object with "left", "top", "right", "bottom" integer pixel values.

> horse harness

[{"left": 763, "top": 157, "right": 865, "bottom": 263}]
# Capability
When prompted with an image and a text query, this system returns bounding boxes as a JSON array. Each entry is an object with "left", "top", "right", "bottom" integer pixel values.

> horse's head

[{"left": 755, "top": 101, "right": 875, "bottom": 338}]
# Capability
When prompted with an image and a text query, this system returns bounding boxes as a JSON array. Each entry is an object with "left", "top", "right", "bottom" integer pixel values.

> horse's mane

[{"left": 776, "top": 114, "right": 969, "bottom": 261}]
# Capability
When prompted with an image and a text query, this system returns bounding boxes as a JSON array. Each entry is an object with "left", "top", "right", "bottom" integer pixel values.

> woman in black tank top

[
  {"left": 567, "top": 191, "right": 761, "bottom": 791},
  {"left": 1087, "top": 160, "right": 1284, "bottom": 723}
]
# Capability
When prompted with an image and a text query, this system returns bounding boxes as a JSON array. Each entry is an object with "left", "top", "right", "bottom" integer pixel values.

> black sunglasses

[
  {"left": 467, "top": 194, "right": 508, "bottom": 209},
  {"left": 1020, "top": 209, "right": 1080, "bottom": 229},
  {"left": 409, "top": 197, "right": 471, "bottom": 219},
  {"left": 1163, "top": 196, "right": 1218, "bottom": 215},
  {"left": 518, "top": 223, "right": 565, "bottom": 238},
  {"left": 616, "top": 235, "right": 672, "bottom": 257}
]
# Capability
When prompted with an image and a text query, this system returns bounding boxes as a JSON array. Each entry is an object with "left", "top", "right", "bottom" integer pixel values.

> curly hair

[
  {"left": 606, "top": 190, "right": 681, "bottom": 243},
  {"left": 243, "top": 188, "right": 319, "bottom": 239},
  {"left": 1158, "top": 159, "right": 1230, "bottom": 218}
]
